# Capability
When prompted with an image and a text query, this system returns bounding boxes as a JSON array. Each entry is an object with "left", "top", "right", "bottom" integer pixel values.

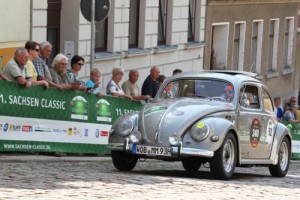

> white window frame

[
  {"left": 250, "top": 20, "right": 263, "bottom": 74},
  {"left": 232, "top": 21, "right": 246, "bottom": 71},
  {"left": 283, "top": 17, "right": 294, "bottom": 68},
  {"left": 267, "top": 18, "right": 279, "bottom": 72}
]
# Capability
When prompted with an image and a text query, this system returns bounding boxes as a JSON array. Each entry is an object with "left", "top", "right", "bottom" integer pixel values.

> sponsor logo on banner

[
  {"left": 22, "top": 126, "right": 33, "bottom": 132},
  {"left": 52, "top": 129, "right": 64, "bottom": 133},
  {"left": 73, "top": 127, "right": 82, "bottom": 136},
  {"left": 3, "top": 123, "right": 9, "bottom": 132},
  {"left": 68, "top": 128, "right": 73, "bottom": 135},
  {"left": 95, "top": 129, "right": 100, "bottom": 138},
  {"left": 96, "top": 99, "right": 112, "bottom": 122},
  {"left": 9, "top": 124, "right": 21, "bottom": 131},
  {"left": 34, "top": 126, "right": 51, "bottom": 133},
  {"left": 84, "top": 129, "right": 89, "bottom": 137},
  {"left": 101, "top": 131, "right": 108, "bottom": 137},
  {"left": 70, "top": 96, "right": 88, "bottom": 120}
]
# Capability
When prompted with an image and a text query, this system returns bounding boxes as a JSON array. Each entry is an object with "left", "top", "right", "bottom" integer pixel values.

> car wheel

[
  {"left": 182, "top": 158, "right": 202, "bottom": 172},
  {"left": 111, "top": 151, "right": 138, "bottom": 171},
  {"left": 269, "top": 137, "right": 290, "bottom": 177},
  {"left": 210, "top": 132, "right": 237, "bottom": 180}
]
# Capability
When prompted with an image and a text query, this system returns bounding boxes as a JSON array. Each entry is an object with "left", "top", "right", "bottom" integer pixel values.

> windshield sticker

[{"left": 250, "top": 118, "right": 261, "bottom": 148}]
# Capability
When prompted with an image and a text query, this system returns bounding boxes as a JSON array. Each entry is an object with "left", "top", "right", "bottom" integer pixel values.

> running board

[{"left": 240, "top": 158, "right": 275, "bottom": 165}]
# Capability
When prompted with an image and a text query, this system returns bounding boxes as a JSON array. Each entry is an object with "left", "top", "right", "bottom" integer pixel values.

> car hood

[{"left": 139, "top": 98, "right": 234, "bottom": 144}]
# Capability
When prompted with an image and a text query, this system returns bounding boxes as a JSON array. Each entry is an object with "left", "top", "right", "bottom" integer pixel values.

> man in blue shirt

[
  {"left": 142, "top": 66, "right": 160, "bottom": 98},
  {"left": 274, "top": 97, "right": 283, "bottom": 121}
]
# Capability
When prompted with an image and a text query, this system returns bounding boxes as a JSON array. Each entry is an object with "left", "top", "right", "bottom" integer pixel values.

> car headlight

[
  {"left": 190, "top": 122, "right": 209, "bottom": 142},
  {"left": 113, "top": 116, "right": 134, "bottom": 136}
]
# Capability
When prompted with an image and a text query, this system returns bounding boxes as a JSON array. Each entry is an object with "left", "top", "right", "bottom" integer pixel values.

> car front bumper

[{"left": 108, "top": 139, "right": 214, "bottom": 158}]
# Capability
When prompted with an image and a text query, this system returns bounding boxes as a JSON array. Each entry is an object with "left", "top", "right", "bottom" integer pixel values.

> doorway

[{"left": 47, "top": 0, "right": 61, "bottom": 64}]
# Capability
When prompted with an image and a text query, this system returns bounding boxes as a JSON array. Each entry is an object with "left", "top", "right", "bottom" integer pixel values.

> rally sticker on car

[
  {"left": 250, "top": 118, "right": 261, "bottom": 148},
  {"left": 197, "top": 122, "right": 205, "bottom": 129}
]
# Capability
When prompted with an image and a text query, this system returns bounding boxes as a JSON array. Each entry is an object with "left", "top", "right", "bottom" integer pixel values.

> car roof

[{"left": 171, "top": 70, "right": 261, "bottom": 86}]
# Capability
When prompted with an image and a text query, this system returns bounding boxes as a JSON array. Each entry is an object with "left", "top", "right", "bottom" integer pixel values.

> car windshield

[{"left": 158, "top": 78, "right": 234, "bottom": 102}]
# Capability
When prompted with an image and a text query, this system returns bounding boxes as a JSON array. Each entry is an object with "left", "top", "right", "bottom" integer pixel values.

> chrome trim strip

[{"left": 241, "top": 159, "right": 274, "bottom": 165}]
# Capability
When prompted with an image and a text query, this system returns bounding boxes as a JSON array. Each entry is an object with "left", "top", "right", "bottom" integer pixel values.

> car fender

[
  {"left": 269, "top": 122, "right": 292, "bottom": 164},
  {"left": 183, "top": 117, "right": 238, "bottom": 153}
]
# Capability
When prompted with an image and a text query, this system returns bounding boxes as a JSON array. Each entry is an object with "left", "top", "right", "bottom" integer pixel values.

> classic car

[{"left": 108, "top": 71, "right": 291, "bottom": 180}]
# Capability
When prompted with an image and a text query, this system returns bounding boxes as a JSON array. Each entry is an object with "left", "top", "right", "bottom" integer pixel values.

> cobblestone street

[{"left": 0, "top": 155, "right": 299, "bottom": 200}]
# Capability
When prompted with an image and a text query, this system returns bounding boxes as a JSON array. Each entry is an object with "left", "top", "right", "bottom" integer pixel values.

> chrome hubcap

[
  {"left": 223, "top": 139, "right": 234, "bottom": 173},
  {"left": 279, "top": 142, "right": 289, "bottom": 170}
]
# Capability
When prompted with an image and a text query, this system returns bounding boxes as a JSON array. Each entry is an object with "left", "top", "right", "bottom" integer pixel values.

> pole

[{"left": 90, "top": 0, "right": 95, "bottom": 71}]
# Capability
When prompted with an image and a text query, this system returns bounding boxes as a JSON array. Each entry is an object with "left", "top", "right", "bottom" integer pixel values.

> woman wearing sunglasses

[{"left": 66, "top": 55, "right": 85, "bottom": 86}]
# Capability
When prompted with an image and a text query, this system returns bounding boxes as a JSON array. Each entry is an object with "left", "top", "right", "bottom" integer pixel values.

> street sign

[{"left": 80, "top": 0, "right": 111, "bottom": 22}]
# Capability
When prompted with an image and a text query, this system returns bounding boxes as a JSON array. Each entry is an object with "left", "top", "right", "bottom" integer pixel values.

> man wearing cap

[{"left": 282, "top": 103, "right": 300, "bottom": 123}]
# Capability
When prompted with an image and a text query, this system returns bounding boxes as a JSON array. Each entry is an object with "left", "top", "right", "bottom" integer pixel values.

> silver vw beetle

[{"left": 108, "top": 71, "right": 291, "bottom": 180}]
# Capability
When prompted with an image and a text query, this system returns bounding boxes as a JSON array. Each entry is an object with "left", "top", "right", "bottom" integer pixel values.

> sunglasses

[{"left": 77, "top": 63, "right": 84, "bottom": 66}]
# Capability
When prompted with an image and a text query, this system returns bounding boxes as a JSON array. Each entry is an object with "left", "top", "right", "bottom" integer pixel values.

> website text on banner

[
  {"left": 0, "top": 80, "right": 142, "bottom": 154},
  {"left": 281, "top": 120, "right": 300, "bottom": 159}
]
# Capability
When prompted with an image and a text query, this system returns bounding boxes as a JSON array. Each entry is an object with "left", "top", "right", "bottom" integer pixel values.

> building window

[
  {"left": 95, "top": 19, "right": 108, "bottom": 52},
  {"left": 283, "top": 17, "right": 294, "bottom": 68},
  {"left": 250, "top": 20, "right": 263, "bottom": 74},
  {"left": 267, "top": 19, "right": 279, "bottom": 72},
  {"left": 158, "top": 0, "right": 168, "bottom": 45},
  {"left": 188, "top": 0, "right": 196, "bottom": 42},
  {"left": 232, "top": 22, "right": 245, "bottom": 71},
  {"left": 129, "top": 0, "right": 139, "bottom": 48}
]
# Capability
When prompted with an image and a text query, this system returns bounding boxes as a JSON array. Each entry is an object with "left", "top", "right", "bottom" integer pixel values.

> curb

[{"left": 0, "top": 153, "right": 111, "bottom": 162}]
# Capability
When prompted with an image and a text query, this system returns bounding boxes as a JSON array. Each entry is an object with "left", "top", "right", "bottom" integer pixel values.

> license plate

[{"left": 133, "top": 145, "right": 172, "bottom": 157}]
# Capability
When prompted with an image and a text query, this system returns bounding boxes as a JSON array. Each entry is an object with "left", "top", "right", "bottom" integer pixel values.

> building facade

[
  {"left": 1, "top": 0, "right": 299, "bottom": 101},
  {"left": 0, "top": 0, "right": 206, "bottom": 93},
  {"left": 204, "top": 0, "right": 300, "bottom": 100}
]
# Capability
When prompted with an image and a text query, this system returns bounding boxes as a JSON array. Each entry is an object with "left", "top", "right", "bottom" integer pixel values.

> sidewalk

[{"left": 0, "top": 153, "right": 111, "bottom": 162}]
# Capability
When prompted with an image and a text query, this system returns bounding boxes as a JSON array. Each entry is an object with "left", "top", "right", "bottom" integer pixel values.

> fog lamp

[{"left": 130, "top": 131, "right": 142, "bottom": 143}]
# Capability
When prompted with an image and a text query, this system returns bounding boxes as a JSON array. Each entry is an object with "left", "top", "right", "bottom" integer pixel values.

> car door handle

[{"left": 261, "top": 116, "right": 266, "bottom": 120}]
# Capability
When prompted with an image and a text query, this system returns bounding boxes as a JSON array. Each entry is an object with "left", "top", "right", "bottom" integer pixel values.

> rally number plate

[{"left": 133, "top": 145, "right": 172, "bottom": 157}]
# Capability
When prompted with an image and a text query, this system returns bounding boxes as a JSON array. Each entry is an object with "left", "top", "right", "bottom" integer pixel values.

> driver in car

[{"left": 221, "top": 85, "right": 234, "bottom": 101}]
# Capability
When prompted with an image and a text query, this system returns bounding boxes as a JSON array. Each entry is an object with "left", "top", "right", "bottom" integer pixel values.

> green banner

[
  {"left": 0, "top": 80, "right": 142, "bottom": 154},
  {"left": 280, "top": 120, "right": 300, "bottom": 159}
]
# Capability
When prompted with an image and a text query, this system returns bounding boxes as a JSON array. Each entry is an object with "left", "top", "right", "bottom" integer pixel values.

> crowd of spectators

[
  {"left": 0, "top": 41, "right": 183, "bottom": 102},
  {"left": 276, "top": 96, "right": 300, "bottom": 123}
]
